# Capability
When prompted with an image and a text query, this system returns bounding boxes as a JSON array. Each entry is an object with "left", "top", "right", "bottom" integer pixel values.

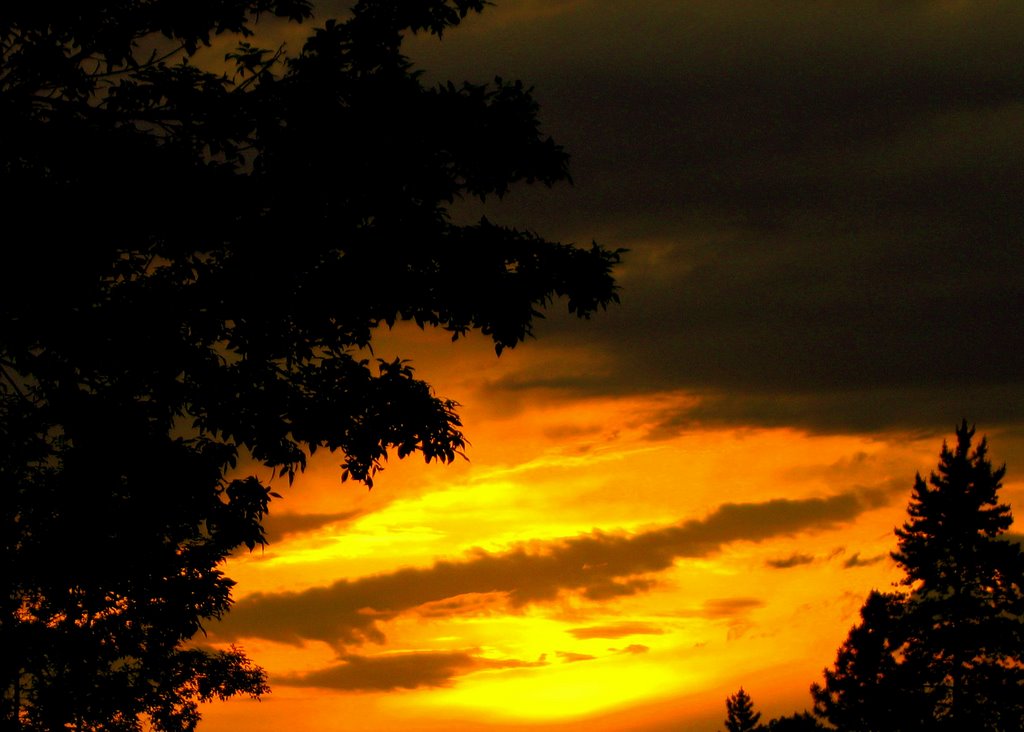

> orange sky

[
  {"left": 195, "top": 0, "right": 1024, "bottom": 729},
  {"left": 196, "top": 324, "right": 1024, "bottom": 731}
]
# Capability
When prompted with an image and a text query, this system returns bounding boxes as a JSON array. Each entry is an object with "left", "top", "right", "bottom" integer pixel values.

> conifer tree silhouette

[
  {"left": 723, "top": 687, "right": 763, "bottom": 732},
  {"left": 812, "top": 421, "right": 1024, "bottom": 731},
  {"left": 810, "top": 591, "right": 920, "bottom": 731},
  {"left": 892, "top": 420, "right": 1024, "bottom": 730}
]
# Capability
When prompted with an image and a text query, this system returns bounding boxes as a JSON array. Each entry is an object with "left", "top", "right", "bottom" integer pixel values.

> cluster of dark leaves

[{"left": 0, "top": 1, "right": 622, "bottom": 729}]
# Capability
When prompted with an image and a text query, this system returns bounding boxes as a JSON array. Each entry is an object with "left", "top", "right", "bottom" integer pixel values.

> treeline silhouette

[
  {"left": 0, "top": 1, "right": 621, "bottom": 729},
  {"left": 720, "top": 421, "right": 1024, "bottom": 732}
]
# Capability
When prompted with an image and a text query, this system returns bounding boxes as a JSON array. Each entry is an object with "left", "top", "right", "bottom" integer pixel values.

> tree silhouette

[
  {"left": 763, "top": 711, "right": 827, "bottom": 731},
  {"left": 892, "top": 420, "right": 1024, "bottom": 730},
  {"left": 722, "top": 687, "right": 763, "bottom": 732},
  {"left": 810, "top": 591, "right": 922, "bottom": 731},
  {"left": 812, "top": 421, "right": 1024, "bottom": 731},
  {"left": 0, "top": 1, "right": 621, "bottom": 729}
]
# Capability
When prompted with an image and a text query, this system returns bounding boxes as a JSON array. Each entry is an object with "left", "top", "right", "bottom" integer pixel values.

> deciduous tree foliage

[
  {"left": 0, "top": 1, "right": 621, "bottom": 729},
  {"left": 812, "top": 421, "right": 1024, "bottom": 731}
]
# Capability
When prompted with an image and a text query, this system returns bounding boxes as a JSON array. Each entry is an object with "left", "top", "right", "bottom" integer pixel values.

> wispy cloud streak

[{"left": 218, "top": 491, "right": 875, "bottom": 647}]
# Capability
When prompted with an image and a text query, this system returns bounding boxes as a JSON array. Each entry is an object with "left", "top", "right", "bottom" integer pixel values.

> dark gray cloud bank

[{"left": 406, "top": 0, "right": 1024, "bottom": 435}]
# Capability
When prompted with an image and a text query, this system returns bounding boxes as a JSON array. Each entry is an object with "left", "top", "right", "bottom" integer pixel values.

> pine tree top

[
  {"left": 724, "top": 687, "right": 762, "bottom": 732},
  {"left": 892, "top": 420, "right": 1012, "bottom": 589},
  {"left": 814, "top": 422, "right": 1024, "bottom": 732}
]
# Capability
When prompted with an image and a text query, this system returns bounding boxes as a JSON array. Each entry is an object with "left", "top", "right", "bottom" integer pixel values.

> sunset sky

[{"left": 202, "top": 1, "right": 1024, "bottom": 729}]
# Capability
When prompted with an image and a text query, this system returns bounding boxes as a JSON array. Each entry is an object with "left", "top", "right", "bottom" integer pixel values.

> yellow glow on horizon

[{"left": 419, "top": 649, "right": 691, "bottom": 723}]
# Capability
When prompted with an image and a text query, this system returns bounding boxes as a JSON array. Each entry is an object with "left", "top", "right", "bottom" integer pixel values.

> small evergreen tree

[
  {"left": 723, "top": 687, "right": 763, "bottom": 732},
  {"left": 812, "top": 421, "right": 1024, "bottom": 731}
]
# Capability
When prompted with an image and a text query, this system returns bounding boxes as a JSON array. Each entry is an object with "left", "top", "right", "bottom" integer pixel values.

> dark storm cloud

[
  {"left": 276, "top": 650, "right": 543, "bottom": 691},
  {"left": 639, "top": 385, "right": 1024, "bottom": 438},
  {"left": 407, "top": 0, "right": 1024, "bottom": 433},
  {"left": 216, "top": 491, "right": 872, "bottom": 647}
]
